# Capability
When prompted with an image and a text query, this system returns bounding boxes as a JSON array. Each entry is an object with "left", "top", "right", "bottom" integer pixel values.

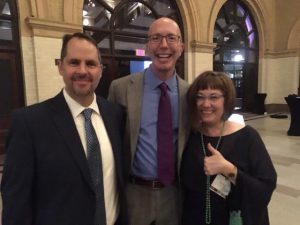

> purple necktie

[{"left": 157, "top": 82, "right": 174, "bottom": 186}]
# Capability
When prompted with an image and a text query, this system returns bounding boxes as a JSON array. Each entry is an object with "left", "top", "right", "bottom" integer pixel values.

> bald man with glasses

[{"left": 108, "top": 17, "right": 189, "bottom": 225}]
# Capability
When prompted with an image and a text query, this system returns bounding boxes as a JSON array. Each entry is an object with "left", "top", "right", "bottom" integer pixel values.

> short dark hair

[
  {"left": 186, "top": 71, "right": 236, "bottom": 131},
  {"left": 60, "top": 32, "right": 101, "bottom": 62}
]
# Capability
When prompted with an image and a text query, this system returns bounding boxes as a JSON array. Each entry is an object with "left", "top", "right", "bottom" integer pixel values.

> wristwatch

[{"left": 227, "top": 165, "right": 237, "bottom": 180}]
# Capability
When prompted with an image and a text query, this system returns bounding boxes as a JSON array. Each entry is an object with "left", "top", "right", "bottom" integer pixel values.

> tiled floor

[
  {"left": 246, "top": 115, "right": 300, "bottom": 225},
  {"left": 0, "top": 114, "right": 299, "bottom": 224}
]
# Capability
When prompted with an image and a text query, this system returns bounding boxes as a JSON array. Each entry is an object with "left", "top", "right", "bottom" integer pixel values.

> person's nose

[
  {"left": 159, "top": 36, "right": 169, "bottom": 47},
  {"left": 201, "top": 97, "right": 212, "bottom": 106},
  {"left": 78, "top": 63, "right": 88, "bottom": 74}
]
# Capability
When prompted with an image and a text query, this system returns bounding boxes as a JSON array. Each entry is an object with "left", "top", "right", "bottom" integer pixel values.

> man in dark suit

[{"left": 1, "top": 33, "right": 127, "bottom": 225}]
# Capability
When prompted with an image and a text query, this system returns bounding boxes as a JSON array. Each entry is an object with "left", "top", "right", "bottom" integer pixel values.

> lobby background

[{"left": 14, "top": 0, "right": 299, "bottom": 109}]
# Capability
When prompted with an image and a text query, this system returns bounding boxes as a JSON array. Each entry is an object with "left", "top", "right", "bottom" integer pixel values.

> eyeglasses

[
  {"left": 147, "top": 34, "right": 181, "bottom": 44},
  {"left": 196, "top": 94, "right": 224, "bottom": 103}
]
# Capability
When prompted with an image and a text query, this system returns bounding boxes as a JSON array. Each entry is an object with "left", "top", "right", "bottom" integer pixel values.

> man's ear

[
  {"left": 57, "top": 59, "right": 63, "bottom": 76},
  {"left": 145, "top": 43, "right": 149, "bottom": 56},
  {"left": 180, "top": 42, "right": 184, "bottom": 55},
  {"left": 98, "top": 65, "right": 103, "bottom": 80}
]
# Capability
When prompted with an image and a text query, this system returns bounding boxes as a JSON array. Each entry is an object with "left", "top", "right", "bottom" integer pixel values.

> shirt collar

[
  {"left": 144, "top": 66, "right": 177, "bottom": 91},
  {"left": 63, "top": 89, "right": 100, "bottom": 119}
]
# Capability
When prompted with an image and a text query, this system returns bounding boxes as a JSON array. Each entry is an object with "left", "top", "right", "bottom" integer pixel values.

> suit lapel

[
  {"left": 96, "top": 98, "right": 120, "bottom": 165},
  {"left": 177, "top": 77, "right": 189, "bottom": 174},
  {"left": 126, "top": 73, "right": 144, "bottom": 165},
  {"left": 48, "top": 92, "right": 94, "bottom": 190}
]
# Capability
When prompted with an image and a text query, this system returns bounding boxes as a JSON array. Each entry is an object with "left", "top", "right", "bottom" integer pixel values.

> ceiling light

[{"left": 83, "top": 18, "right": 90, "bottom": 26}]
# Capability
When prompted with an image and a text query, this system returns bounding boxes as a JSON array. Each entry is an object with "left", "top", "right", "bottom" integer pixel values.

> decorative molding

[
  {"left": 264, "top": 49, "right": 300, "bottom": 58},
  {"left": 25, "top": 17, "right": 82, "bottom": 38},
  {"left": 29, "top": 0, "right": 38, "bottom": 17},
  {"left": 190, "top": 40, "right": 216, "bottom": 53}
]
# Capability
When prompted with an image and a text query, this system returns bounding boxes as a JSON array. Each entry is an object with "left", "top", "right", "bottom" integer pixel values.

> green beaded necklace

[{"left": 200, "top": 122, "right": 225, "bottom": 224}]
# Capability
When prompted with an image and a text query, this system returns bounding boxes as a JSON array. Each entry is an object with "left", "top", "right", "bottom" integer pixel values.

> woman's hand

[{"left": 204, "top": 143, "right": 237, "bottom": 183}]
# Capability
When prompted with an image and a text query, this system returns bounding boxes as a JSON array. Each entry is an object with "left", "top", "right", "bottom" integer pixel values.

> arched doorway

[
  {"left": 213, "top": 0, "right": 259, "bottom": 112},
  {"left": 82, "top": 0, "right": 184, "bottom": 98},
  {"left": 0, "top": 0, "right": 24, "bottom": 155}
]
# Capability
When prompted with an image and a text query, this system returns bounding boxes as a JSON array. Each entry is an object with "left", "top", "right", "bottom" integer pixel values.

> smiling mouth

[
  {"left": 156, "top": 54, "right": 172, "bottom": 59},
  {"left": 201, "top": 110, "right": 214, "bottom": 115},
  {"left": 72, "top": 75, "right": 92, "bottom": 82}
]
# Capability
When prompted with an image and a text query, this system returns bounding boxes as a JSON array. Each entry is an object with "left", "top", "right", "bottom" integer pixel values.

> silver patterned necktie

[{"left": 82, "top": 108, "right": 106, "bottom": 225}]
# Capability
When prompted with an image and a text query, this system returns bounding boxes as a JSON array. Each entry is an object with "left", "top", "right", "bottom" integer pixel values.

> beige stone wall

[
  {"left": 32, "top": 36, "right": 63, "bottom": 102},
  {"left": 17, "top": 0, "right": 300, "bottom": 107},
  {"left": 259, "top": 0, "right": 300, "bottom": 105},
  {"left": 21, "top": 35, "right": 63, "bottom": 104},
  {"left": 273, "top": 0, "right": 300, "bottom": 51},
  {"left": 288, "top": 20, "right": 300, "bottom": 49},
  {"left": 21, "top": 36, "right": 38, "bottom": 105},
  {"left": 17, "top": 0, "right": 83, "bottom": 104},
  {"left": 262, "top": 53, "right": 300, "bottom": 104}
]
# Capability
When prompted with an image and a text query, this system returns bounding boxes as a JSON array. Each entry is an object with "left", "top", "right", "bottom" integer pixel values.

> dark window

[
  {"left": 213, "top": 0, "right": 259, "bottom": 112},
  {"left": 0, "top": 0, "right": 24, "bottom": 155}
]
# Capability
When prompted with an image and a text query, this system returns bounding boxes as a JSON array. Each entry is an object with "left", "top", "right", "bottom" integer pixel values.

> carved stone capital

[
  {"left": 190, "top": 40, "right": 216, "bottom": 53},
  {"left": 264, "top": 49, "right": 300, "bottom": 58},
  {"left": 26, "top": 17, "right": 82, "bottom": 38}
]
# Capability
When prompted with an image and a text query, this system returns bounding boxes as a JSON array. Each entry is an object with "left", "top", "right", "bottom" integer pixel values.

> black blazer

[{"left": 1, "top": 91, "right": 128, "bottom": 225}]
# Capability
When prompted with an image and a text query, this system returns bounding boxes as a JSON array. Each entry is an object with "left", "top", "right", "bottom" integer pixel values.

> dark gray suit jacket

[{"left": 1, "top": 91, "right": 128, "bottom": 225}]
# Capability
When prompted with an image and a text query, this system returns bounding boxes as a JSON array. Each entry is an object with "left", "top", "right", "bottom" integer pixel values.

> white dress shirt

[{"left": 63, "top": 89, "right": 118, "bottom": 225}]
